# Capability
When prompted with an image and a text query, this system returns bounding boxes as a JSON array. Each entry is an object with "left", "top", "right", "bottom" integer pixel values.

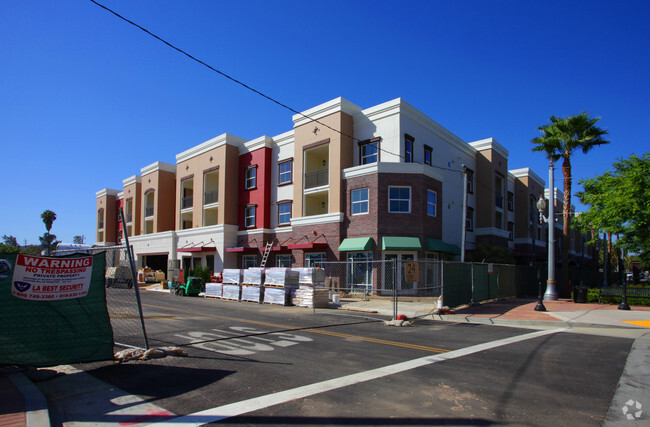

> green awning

[
  {"left": 446, "top": 243, "right": 461, "bottom": 255},
  {"left": 382, "top": 236, "right": 421, "bottom": 251},
  {"left": 338, "top": 237, "right": 374, "bottom": 252},
  {"left": 425, "top": 238, "right": 449, "bottom": 252}
]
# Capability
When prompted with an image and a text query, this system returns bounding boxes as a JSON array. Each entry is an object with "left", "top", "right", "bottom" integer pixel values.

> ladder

[{"left": 259, "top": 241, "right": 273, "bottom": 267}]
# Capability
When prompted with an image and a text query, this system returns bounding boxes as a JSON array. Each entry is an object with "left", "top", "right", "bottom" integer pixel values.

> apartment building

[{"left": 95, "top": 97, "right": 591, "bottom": 290}]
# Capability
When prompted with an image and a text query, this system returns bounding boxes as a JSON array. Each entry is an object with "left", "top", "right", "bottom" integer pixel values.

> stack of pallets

[
  {"left": 221, "top": 269, "right": 242, "bottom": 301},
  {"left": 291, "top": 268, "right": 328, "bottom": 308},
  {"left": 242, "top": 268, "right": 265, "bottom": 303},
  {"left": 204, "top": 282, "right": 223, "bottom": 298},
  {"left": 263, "top": 268, "right": 299, "bottom": 305}
]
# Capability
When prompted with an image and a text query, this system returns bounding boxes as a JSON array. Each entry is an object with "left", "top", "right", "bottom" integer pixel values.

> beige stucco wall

[
  {"left": 123, "top": 181, "right": 141, "bottom": 237},
  {"left": 175, "top": 143, "right": 240, "bottom": 229},
  {"left": 141, "top": 169, "right": 176, "bottom": 234},
  {"left": 293, "top": 111, "right": 354, "bottom": 217},
  {"left": 96, "top": 194, "right": 117, "bottom": 243}
]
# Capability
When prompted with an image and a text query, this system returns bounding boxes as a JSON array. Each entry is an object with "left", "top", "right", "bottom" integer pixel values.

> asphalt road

[{"left": 42, "top": 290, "right": 634, "bottom": 426}]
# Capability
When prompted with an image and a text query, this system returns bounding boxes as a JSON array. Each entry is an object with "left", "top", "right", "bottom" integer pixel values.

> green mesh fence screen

[
  {"left": 472, "top": 264, "right": 489, "bottom": 302},
  {"left": 0, "top": 253, "right": 114, "bottom": 367},
  {"left": 442, "top": 263, "right": 472, "bottom": 308}
]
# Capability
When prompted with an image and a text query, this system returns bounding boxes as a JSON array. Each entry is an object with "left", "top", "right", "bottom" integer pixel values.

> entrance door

[{"left": 382, "top": 253, "right": 417, "bottom": 294}]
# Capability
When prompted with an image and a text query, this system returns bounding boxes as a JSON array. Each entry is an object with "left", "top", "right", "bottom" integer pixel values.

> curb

[
  {"left": 423, "top": 314, "right": 645, "bottom": 330},
  {"left": 8, "top": 373, "right": 51, "bottom": 427}
]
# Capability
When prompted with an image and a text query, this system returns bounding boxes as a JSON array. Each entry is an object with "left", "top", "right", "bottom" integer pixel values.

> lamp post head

[{"left": 536, "top": 196, "right": 547, "bottom": 213}]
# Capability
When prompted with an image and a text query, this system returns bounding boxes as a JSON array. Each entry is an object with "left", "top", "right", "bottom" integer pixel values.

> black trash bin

[{"left": 574, "top": 286, "right": 587, "bottom": 303}]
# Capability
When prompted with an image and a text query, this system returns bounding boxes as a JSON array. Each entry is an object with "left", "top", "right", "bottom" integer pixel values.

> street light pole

[
  {"left": 536, "top": 161, "right": 559, "bottom": 301},
  {"left": 546, "top": 160, "right": 558, "bottom": 300}
]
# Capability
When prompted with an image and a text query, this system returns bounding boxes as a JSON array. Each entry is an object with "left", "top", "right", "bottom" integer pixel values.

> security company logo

[
  {"left": 13, "top": 281, "right": 31, "bottom": 293},
  {"left": 622, "top": 400, "right": 642, "bottom": 420},
  {"left": 0, "top": 259, "right": 11, "bottom": 279}
]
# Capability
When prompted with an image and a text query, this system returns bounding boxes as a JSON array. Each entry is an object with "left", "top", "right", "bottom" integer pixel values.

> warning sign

[{"left": 11, "top": 255, "right": 93, "bottom": 301}]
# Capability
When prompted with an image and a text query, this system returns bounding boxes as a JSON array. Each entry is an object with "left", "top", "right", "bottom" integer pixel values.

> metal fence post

[{"left": 119, "top": 207, "right": 149, "bottom": 349}]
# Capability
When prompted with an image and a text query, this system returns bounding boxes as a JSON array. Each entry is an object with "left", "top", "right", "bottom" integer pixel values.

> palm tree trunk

[{"left": 562, "top": 157, "right": 571, "bottom": 297}]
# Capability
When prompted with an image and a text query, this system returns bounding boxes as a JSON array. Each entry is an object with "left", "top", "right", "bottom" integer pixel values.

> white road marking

[{"left": 149, "top": 328, "right": 565, "bottom": 426}]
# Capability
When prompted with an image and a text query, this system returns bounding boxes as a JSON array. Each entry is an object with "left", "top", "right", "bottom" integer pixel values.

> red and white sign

[{"left": 11, "top": 255, "right": 93, "bottom": 301}]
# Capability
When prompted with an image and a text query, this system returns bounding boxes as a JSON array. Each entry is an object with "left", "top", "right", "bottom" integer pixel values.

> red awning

[
  {"left": 271, "top": 246, "right": 289, "bottom": 252},
  {"left": 287, "top": 242, "right": 328, "bottom": 250},
  {"left": 225, "top": 247, "right": 259, "bottom": 253},
  {"left": 178, "top": 247, "right": 216, "bottom": 253}
]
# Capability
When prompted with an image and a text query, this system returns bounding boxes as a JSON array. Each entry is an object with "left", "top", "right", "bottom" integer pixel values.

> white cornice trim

[
  {"left": 354, "top": 98, "right": 475, "bottom": 158},
  {"left": 96, "top": 188, "right": 120, "bottom": 198},
  {"left": 291, "top": 212, "right": 344, "bottom": 227},
  {"left": 141, "top": 161, "right": 176, "bottom": 175},
  {"left": 122, "top": 175, "right": 142, "bottom": 187},
  {"left": 176, "top": 133, "right": 247, "bottom": 163},
  {"left": 469, "top": 138, "right": 510, "bottom": 159},
  {"left": 117, "top": 191, "right": 124, "bottom": 199},
  {"left": 292, "top": 97, "right": 363, "bottom": 127},
  {"left": 240, "top": 136, "right": 274, "bottom": 155},
  {"left": 273, "top": 130, "right": 295, "bottom": 147},
  {"left": 509, "top": 168, "right": 545, "bottom": 187},
  {"left": 237, "top": 228, "right": 274, "bottom": 236},
  {"left": 342, "top": 162, "right": 445, "bottom": 182}
]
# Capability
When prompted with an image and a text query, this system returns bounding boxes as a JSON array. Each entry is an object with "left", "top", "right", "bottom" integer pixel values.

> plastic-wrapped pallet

[
  {"left": 243, "top": 268, "right": 265, "bottom": 285},
  {"left": 264, "top": 268, "right": 299, "bottom": 287},
  {"left": 293, "top": 285, "right": 329, "bottom": 308},
  {"left": 290, "top": 268, "right": 326, "bottom": 286},
  {"left": 241, "top": 285, "right": 262, "bottom": 303},
  {"left": 263, "top": 287, "right": 289, "bottom": 305},
  {"left": 222, "top": 269, "right": 242, "bottom": 284},
  {"left": 222, "top": 284, "right": 241, "bottom": 301},
  {"left": 205, "top": 283, "right": 223, "bottom": 298}
]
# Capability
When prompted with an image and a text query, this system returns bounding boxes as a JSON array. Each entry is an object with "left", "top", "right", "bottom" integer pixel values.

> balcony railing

[
  {"left": 145, "top": 206, "right": 154, "bottom": 217},
  {"left": 495, "top": 194, "right": 504, "bottom": 209},
  {"left": 304, "top": 169, "right": 328, "bottom": 189},
  {"left": 182, "top": 196, "right": 193, "bottom": 210},
  {"left": 204, "top": 190, "right": 218, "bottom": 205}
]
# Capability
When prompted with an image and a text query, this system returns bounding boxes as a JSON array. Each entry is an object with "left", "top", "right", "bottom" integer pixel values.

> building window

[
  {"left": 466, "top": 169, "right": 474, "bottom": 194},
  {"left": 276, "top": 254, "right": 292, "bottom": 268},
  {"left": 389, "top": 186, "right": 411, "bottom": 213},
  {"left": 351, "top": 188, "right": 369, "bottom": 215},
  {"left": 242, "top": 254, "right": 257, "bottom": 269},
  {"left": 424, "top": 145, "right": 432, "bottom": 166},
  {"left": 405, "top": 135, "right": 414, "bottom": 163},
  {"left": 427, "top": 190, "right": 437, "bottom": 217},
  {"left": 305, "top": 253, "right": 326, "bottom": 269},
  {"left": 278, "top": 202, "right": 291, "bottom": 225},
  {"left": 245, "top": 166, "right": 257, "bottom": 190},
  {"left": 496, "top": 211, "right": 503, "bottom": 230},
  {"left": 508, "top": 221, "right": 514, "bottom": 240},
  {"left": 507, "top": 191, "right": 514, "bottom": 211},
  {"left": 466, "top": 206, "right": 474, "bottom": 231},
  {"left": 347, "top": 252, "right": 373, "bottom": 288},
  {"left": 359, "top": 138, "right": 379, "bottom": 165},
  {"left": 244, "top": 205, "right": 256, "bottom": 228},
  {"left": 495, "top": 174, "right": 504, "bottom": 210},
  {"left": 278, "top": 160, "right": 292, "bottom": 185}
]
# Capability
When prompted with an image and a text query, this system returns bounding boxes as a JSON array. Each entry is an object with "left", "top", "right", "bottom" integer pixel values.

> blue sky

[{"left": 2, "top": 0, "right": 649, "bottom": 246}]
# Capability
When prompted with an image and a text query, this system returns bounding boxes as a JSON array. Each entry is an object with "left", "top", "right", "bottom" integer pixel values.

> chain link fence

[
  {"left": 307, "top": 259, "right": 548, "bottom": 319},
  {"left": 55, "top": 245, "right": 148, "bottom": 349}
]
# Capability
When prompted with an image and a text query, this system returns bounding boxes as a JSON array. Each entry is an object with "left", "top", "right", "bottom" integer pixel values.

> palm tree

[
  {"left": 532, "top": 112, "right": 609, "bottom": 294},
  {"left": 41, "top": 210, "right": 57, "bottom": 255},
  {"left": 41, "top": 210, "right": 57, "bottom": 234}
]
